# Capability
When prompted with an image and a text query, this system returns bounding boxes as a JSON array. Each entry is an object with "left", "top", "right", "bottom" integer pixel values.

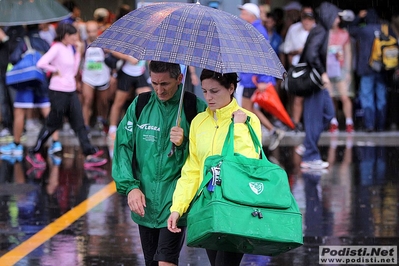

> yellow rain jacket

[{"left": 170, "top": 98, "right": 262, "bottom": 216}]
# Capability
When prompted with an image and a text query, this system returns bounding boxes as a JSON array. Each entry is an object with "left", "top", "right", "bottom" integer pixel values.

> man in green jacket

[{"left": 112, "top": 60, "right": 207, "bottom": 266}]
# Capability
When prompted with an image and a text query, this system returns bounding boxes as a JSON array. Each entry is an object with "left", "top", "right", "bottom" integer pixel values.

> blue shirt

[{"left": 239, "top": 19, "right": 276, "bottom": 88}]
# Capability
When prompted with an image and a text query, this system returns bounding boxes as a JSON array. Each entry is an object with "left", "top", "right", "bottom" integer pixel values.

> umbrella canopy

[
  {"left": 91, "top": 2, "right": 285, "bottom": 79},
  {"left": 0, "top": 0, "right": 70, "bottom": 26}
]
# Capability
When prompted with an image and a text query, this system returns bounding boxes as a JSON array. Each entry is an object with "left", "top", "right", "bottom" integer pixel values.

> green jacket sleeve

[{"left": 112, "top": 99, "right": 140, "bottom": 195}]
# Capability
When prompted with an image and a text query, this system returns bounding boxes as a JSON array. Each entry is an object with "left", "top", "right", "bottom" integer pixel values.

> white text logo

[{"left": 137, "top": 123, "right": 160, "bottom": 132}]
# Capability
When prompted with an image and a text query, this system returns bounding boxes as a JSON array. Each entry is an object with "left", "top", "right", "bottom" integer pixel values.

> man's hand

[
  {"left": 321, "top": 72, "right": 332, "bottom": 92},
  {"left": 170, "top": 126, "right": 184, "bottom": 147},
  {"left": 127, "top": 188, "right": 146, "bottom": 217},
  {"left": 0, "top": 29, "right": 8, "bottom": 42},
  {"left": 167, "top": 212, "right": 182, "bottom": 233}
]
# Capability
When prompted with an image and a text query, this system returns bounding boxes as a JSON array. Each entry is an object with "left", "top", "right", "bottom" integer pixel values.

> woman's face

[
  {"left": 63, "top": 33, "right": 78, "bottom": 45},
  {"left": 202, "top": 78, "right": 234, "bottom": 111}
]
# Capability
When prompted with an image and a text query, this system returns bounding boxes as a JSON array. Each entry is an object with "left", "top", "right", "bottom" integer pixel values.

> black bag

[
  {"left": 104, "top": 53, "right": 123, "bottom": 70},
  {"left": 283, "top": 62, "right": 323, "bottom": 97}
]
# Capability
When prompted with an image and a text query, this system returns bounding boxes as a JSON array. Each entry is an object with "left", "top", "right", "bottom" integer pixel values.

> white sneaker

[
  {"left": 0, "top": 128, "right": 11, "bottom": 137},
  {"left": 300, "top": 160, "right": 329, "bottom": 169},
  {"left": 295, "top": 144, "right": 306, "bottom": 156},
  {"left": 268, "top": 129, "right": 285, "bottom": 151},
  {"left": 25, "top": 121, "right": 42, "bottom": 133}
]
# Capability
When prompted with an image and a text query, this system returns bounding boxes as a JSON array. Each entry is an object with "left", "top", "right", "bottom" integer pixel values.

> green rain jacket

[{"left": 112, "top": 85, "right": 207, "bottom": 228}]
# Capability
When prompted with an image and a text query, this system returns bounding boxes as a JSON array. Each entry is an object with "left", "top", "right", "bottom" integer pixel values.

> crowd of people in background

[{"left": 0, "top": 0, "right": 399, "bottom": 170}]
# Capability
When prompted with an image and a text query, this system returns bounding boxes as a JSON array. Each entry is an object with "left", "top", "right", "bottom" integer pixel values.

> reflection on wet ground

[{"left": 0, "top": 132, "right": 398, "bottom": 265}]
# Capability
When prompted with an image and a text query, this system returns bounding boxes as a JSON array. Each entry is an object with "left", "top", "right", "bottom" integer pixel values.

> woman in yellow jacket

[{"left": 167, "top": 69, "right": 262, "bottom": 266}]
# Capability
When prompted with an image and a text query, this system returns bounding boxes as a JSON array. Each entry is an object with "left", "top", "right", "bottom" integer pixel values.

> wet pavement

[{"left": 0, "top": 130, "right": 398, "bottom": 266}]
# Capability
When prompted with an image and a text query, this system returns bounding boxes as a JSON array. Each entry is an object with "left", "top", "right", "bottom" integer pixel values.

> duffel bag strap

[{"left": 221, "top": 118, "right": 266, "bottom": 159}]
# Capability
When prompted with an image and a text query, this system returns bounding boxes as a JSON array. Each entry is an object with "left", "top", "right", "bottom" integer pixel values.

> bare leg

[
  {"left": 109, "top": 90, "right": 130, "bottom": 128},
  {"left": 292, "top": 96, "right": 304, "bottom": 124},
  {"left": 81, "top": 82, "right": 95, "bottom": 127},
  {"left": 13, "top": 108, "right": 25, "bottom": 143},
  {"left": 96, "top": 87, "right": 110, "bottom": 121}
]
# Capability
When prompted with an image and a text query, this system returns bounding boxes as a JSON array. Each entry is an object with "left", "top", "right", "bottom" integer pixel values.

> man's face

[
  {"left": 86, "top": 22, "right": 99, "bottom": 41},
  {"left": 150, "top": 71, "right": 183, "bottom": 101},
  {"left": 239, "top": 10, "right": 256, "bottom": 23}
]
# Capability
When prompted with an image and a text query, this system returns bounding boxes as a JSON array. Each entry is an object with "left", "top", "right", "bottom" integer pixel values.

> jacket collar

[{"left": 206, "top": 98, "right": 240, "bottom": 121}]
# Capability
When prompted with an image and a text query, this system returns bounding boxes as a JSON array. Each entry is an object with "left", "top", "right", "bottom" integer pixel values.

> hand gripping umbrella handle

[{"left": 167, "top": 65, "right": 188, "bottom": 157}]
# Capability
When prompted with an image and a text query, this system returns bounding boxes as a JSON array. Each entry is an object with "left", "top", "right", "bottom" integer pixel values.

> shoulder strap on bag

[
  {"left": 182, "top": 91, "right": 198, "bottom": 123},
  {"left": 23, "top": 36, "right": 33, "bottom": 52},
  {"left": 135, "top": 91, "right": 152, "bottom": 120},
  {"left": 135, "top": 91, "right": 198, "bottom": 123}
]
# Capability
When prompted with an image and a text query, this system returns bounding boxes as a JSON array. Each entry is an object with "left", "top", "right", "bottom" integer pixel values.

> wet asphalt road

[{"left": 0, "top": 130, "right": 398, "bottom": 265}]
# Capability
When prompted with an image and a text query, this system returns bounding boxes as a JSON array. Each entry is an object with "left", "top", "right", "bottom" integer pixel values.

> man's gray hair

[{"left": 149, "top": 61, "right": 181, "bottom": 79}]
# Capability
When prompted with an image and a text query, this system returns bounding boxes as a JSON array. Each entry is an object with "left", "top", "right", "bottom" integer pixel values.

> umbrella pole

[{"left": 167, "top": 65, "right": 188, "bottom": 157}]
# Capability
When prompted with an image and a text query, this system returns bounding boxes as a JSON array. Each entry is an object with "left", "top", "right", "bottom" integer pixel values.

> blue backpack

[{"left": 6, "top": 36, "right": 47, "bottom": 90}]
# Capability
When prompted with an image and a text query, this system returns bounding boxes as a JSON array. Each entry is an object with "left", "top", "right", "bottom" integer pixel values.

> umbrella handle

[{"left": 167, "top": 65, "right": 188, "bottom": 157}]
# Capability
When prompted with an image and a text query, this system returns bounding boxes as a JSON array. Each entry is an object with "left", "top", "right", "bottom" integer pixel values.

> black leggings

[
  {"left": 206, "top": 249, "right": 244, "bottom": 266},
  {"left": 30, "top": 90, "right": 96, "bottom": 156}
]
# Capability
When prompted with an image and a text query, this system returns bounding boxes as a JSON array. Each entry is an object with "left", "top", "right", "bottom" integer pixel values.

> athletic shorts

[
  {"left": 138, "top": 225, "right": 186, "bottom": 265},
  {"left": 117, "top": 70, "right": 149, "bottom": 92},
  {"left": 13, "top": 88, "right": 50, "bottom": 109},
  {"left": 242, "top": 87, "right": 257, "bottom": 99},
  {"left": 83, "top": 81, "right": 109, "bottom": 91}
]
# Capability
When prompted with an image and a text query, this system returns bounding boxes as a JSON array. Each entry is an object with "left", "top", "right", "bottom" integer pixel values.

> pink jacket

[{"left": 36, "top": 42, "right": 81, "bottom": 92}]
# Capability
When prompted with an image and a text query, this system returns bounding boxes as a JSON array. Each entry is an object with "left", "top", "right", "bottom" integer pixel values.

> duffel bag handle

[{"left": 221, "top": 118, "right": 266, "bottom": 159}]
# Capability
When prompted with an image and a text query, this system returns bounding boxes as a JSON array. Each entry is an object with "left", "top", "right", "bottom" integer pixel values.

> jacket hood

[
  {"left": 317, "top": 2, "right": 341, "bottom": 30},
  {"left": 364, "top": 9, "right": 380, "bottom": 24}
]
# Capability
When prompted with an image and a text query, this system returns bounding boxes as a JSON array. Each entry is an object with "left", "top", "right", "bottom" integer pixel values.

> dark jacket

[
  {"left": 300, "top": 2, "right": 341, "bottom": 75},
  {"left": 0, "top": 26, "right": 25, "bottom": 77},
  {"left": 9, "top": 29, "right": 50, "bottom": 65},
  {"left": 347, "top": 9, "right": 392, "bottom": 76}
]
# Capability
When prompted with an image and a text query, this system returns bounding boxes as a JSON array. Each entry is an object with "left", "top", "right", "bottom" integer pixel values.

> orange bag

[{"left": 251, "top": 83, "right": 295, "bottom": 129}]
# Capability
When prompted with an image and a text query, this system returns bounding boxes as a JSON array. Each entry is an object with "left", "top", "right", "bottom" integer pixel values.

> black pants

[
  {"left": 30, "top": 90, "right": 96, "bottom": 156},
  {"left": 206, "top": 249, "right": 244, "bottom": 266},
  {"left": 138, "top": 225, "right": 186, "bottom": 266},
  {"left": 0, "top": 75, "right": 14, "bottom": 130}
]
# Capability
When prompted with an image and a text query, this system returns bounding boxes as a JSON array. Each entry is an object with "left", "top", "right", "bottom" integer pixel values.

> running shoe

[
  {"left": 48, "top": 141, "right": 62, "bottom": 154},
  {"left": 300, "top": 160, "right": 329, "bottom": 170},
  {"left": 0, "top": 142, "right": 23, "bottom": 155},
  {"left": 84, "top": 150, "right": 107, "bottom": 168},
  {"left": 26, "top": 153, "right": 46, "bottom": 168},
  {"left": 268, "top": 129, "right": 285, "bottom": 151}
]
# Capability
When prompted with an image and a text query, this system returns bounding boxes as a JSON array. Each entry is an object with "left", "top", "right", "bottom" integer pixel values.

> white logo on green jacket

[
  {"left": 137, "top": 123, "right": 160, "bottom": 132},
  {"left": 124, "top": 121, "right": 133, "bottom": 132},
  {"left": 249, "top": 182, "right": 264, "bottom": 195}
]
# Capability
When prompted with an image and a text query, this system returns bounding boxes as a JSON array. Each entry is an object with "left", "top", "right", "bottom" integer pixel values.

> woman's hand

[
  {"left": 232, "top": 110, "right": 247, "bottom": 123},
  {"left": 167, "top": 212, "right": 182, "bottom": 233},
  {"left": 74, "top": 40, "right": 84, "bottom": 55}
]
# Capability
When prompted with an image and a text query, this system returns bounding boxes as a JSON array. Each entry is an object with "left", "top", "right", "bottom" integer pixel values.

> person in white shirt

[
  {"left": 107, "top": 53, "right": 151, "bottom": 141},
  {"left": 81, "top": 20, "right": 111, "bottom": 135}
]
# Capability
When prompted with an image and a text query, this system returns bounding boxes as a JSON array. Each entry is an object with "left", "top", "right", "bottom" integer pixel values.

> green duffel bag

[{"left": 187, "top": 120, "right": 303, "bottom": 256}]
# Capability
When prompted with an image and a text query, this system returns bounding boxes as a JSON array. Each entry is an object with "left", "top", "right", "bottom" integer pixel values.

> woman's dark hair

[
  {"left": 200, "top": 69, "right": 239, "bottom": 98},
  {"left": 62, "top": 0, "right": 78, "bottom": 12},
  {"left": 54, "top": 23, "right": 77, "bottom": 42},
  {"left": 26, "top": 24, "right": 39, "bottom": 32},
  {"left": 149, "top": 61, "right": 181, "bottom": 79}
]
